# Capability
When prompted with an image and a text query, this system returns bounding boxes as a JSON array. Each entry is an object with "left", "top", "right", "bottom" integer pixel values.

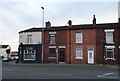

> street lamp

[{"left": 41, "top": 7, "right": 44, "bottom": 63}]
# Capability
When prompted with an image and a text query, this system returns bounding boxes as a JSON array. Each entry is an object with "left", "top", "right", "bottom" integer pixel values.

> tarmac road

[{"left": 2, "top": 62, "right": 119, "bottom": 79}]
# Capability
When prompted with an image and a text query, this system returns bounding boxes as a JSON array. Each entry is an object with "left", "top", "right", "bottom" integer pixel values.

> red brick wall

[
  {"left": 43, "top": 27, "right": 120, "bottom": 64},
  {"left": 43, "top": 30, "right": 69, "bottom": 63},
  {"left": 70, "top": 29, "right": 97, "bottom": 64},
  {"left": 96, "top": 29, "right": 104, "bottom": 64}
]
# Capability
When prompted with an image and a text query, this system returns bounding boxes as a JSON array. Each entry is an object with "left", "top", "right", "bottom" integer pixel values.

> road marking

[
  {"left": 103, "top": 73, "right": 115, "bottom": 76},
  {"left": 97, "top": 72, "right": 119, "bottom": 79}
]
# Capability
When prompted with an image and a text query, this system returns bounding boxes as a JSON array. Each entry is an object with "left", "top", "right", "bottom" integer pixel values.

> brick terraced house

[{"left": 19, "top": 16, "right": 120, "bottom": 64}]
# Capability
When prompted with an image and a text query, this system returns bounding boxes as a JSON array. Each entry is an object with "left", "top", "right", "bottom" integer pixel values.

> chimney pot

[
  {"left": 68, "top": 20, "right": 72, "bottom": 26},
  {"left": 46, "top": 21, "right": 51, "bottom": 28},
  {"left": 92, "top": 15, "right": 96, "bottom": 24}
]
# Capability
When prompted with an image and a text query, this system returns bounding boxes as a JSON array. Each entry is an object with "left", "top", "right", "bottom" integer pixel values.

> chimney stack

[
  {"left": 92, "top": 15, "right": 96, "bottom": 24},
  {"left": 46, "top": 21, "right": 51, "bottom": 28},
  {"left": 118, "top": 17, "right": 120, "bottom": 23},
  {"left": 68, "top": 20, "right": 72, "bottom": 26}
]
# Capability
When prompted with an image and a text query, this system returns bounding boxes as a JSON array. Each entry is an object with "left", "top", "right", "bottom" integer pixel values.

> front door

[
  {"left": 88, "top": 48, "right": 94, "bottom": 64},
  {"left": 59, "top": 48, "right": 65, "bottom": 62}
]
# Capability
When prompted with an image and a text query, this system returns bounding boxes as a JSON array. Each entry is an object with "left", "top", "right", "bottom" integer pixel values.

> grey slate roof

[{"left": 19, "top": 23, "right": 120, "bottom": 33}]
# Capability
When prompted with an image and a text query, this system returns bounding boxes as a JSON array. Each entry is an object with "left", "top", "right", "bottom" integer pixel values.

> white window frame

[
  {"left": 24, "top": 50, "right": 36, "bottom": 60},
  {"left": 76, "top": 32, "right": 82, "bottom": 43},
  {"left": 104, "top": 29, "right": 114, "bottom": 44},
  {"left": 75, "top": 48, "right": 83, "bottom": 59},
  {"left": 106, "top": 48, "right": 114, "bottom": 60},
  {"left": 27, "top": 35, "right": 32, "bottom": 44}
]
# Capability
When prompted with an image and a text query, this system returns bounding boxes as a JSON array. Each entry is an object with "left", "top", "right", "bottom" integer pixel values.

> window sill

[
  {"left": 76, "top": 42, "right": 82, "bottom": 44},
  {"left": 105, "top": 58, "right": 116, "bottom": 60},
  {"left": 24, "top": 59, "right": 35, "bottom": 60},
  {"left": 49, "top": 43, "right": 56, "bottom": 44},
  {"left": 106, "top": 42, "right": 114, "bottom": 44},
  {"left": 75, "top": 58, "right": 83, "bottom": 59},
  {"left": 48, "top": 57, "right": 56, "bottom": 59}
]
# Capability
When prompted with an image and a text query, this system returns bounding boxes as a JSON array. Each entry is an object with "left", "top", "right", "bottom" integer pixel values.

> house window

[
  {"left": 106, "top": 48, "right": 114, "bottom": 59},
  {"left": 27, "top": 35, "right": 32, "bottom": 43},
  {"left": 76, "top": 48, "right": 83, "bottom": 59},
  {"left": 50, "top": 34, "right": 56, "bottom": 43},
  {"left": 24, "top": 50, "right": 36, "bottom": 60},
  {"left": 49, "top": 48, "right": 56, "bottom": 57},
  {"left": 105, "top": 29, "right": 114, "bottom": 43},
  {"left": 76, "top": 32, "right": 82, "bottom": 43}
]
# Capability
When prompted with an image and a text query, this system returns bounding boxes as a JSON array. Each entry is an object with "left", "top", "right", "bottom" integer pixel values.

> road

[{"left": 2, "top": 62, "right": 119, "bottom": 79}]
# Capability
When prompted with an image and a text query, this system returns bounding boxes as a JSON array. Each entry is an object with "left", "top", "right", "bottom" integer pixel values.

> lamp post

[
  {"left": 41, "top": 7, "right": 44, "bottom": 63},
  {"left": 0, "top": 42, "right": 2, "bottom": 59}
]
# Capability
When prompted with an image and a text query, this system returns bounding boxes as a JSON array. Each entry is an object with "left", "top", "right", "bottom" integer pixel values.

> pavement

[{"left": 3, "top": 61, "right": 119, "bottom": 69}]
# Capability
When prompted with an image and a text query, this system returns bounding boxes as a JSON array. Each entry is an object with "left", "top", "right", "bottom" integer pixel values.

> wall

[
  {"left": 0, "top": 46, "right": 11, "bottom": 57},
  {"left": 0, "top": 49, "right": 8, "bottom": 57},
  {"left": 70, "top": 29, "right": 97, "bottom": 64},
  {"left": 43, "top": 30, "right": 69, "bottom": 63},
  {"left": 19, "top": 32, "right": 42, "bottom": 45},
  {"left": 43, "top": 26, "right": 120, "bottom": 64}
]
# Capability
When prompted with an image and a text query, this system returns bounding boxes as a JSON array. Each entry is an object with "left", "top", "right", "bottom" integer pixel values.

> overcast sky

[{"left": 0, "top": 0, "right": 119, "bottom": 51}]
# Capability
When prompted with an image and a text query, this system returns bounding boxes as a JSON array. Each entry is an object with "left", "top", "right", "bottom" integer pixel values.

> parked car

[
  {"left": 14, "top": 56, "right": 18, "bottom": 60},
  {"left": 10, "top": 57, "right": 15, "bottom": 60},
  {"left": 11, "top": 56, "right": 18, "bottom": 60},
  {"left": 2, "top": 57, "right": 11, "bottom": 62}
]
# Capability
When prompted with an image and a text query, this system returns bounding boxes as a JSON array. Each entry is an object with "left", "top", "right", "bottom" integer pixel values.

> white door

[{"left": 88, "top": 48, "right": 94, "bottom": 64}]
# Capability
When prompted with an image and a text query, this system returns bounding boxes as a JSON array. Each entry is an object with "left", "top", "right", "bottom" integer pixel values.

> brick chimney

[
  {"left": 67, "top": 20, "right": 72, "bottom": 26},
  {"left": 92, "top": 15, "right": 96, "bottom": 24},
  {"left": 46, "top": 21, "right": 51, "bottom": 28}
]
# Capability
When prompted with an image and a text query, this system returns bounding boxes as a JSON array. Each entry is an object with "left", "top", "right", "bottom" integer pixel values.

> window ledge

[
  {"left": 105, "top": 58, "right": 116, "bottom": 60},
  {"left": 76, "top": 42, "right": 82, "bottom": 44},
  {"left": 75, "top": 57, "right": 83, "bottom": 59},
  {"left": 49, "top": 43, "right": 56, "bottom": 44},
  {"left": 24, "top": 59, "right": 35, "bottom": 60},
  {"left": 106, "top": 42, "right": 114, "bottom": 44},
  {"left": 48, "top": 57, "right": 56, "bottom": 59}
]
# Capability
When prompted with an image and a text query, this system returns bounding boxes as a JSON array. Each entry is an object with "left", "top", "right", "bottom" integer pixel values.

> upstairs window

[
  {"left": 105, "top": 29, "right": 114, "bottom": 43},
  {"left": 27, "top": 35, "right": 32, "bottom": 43},
  {"left": 76, "top": 32, "right": 82, "bottom": 43},
  {"left": 49, "top": 32, "right": 56, "bottom": 44}
]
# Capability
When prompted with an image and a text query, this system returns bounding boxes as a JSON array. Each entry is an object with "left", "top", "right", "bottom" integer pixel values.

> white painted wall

[
  {"left": 19, "top": 32, "right": 42, "bottom": 44},
  {"left": 0, "top": 46, "right": 11, "bottom": 57},
  {"left": 0, "top": 49, "right": 8, "bottom": 57}
]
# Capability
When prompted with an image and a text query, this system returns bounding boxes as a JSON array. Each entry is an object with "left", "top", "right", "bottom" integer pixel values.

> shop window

[{"left": 24, "top": 50, "right": 36, "bottom": 60}]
